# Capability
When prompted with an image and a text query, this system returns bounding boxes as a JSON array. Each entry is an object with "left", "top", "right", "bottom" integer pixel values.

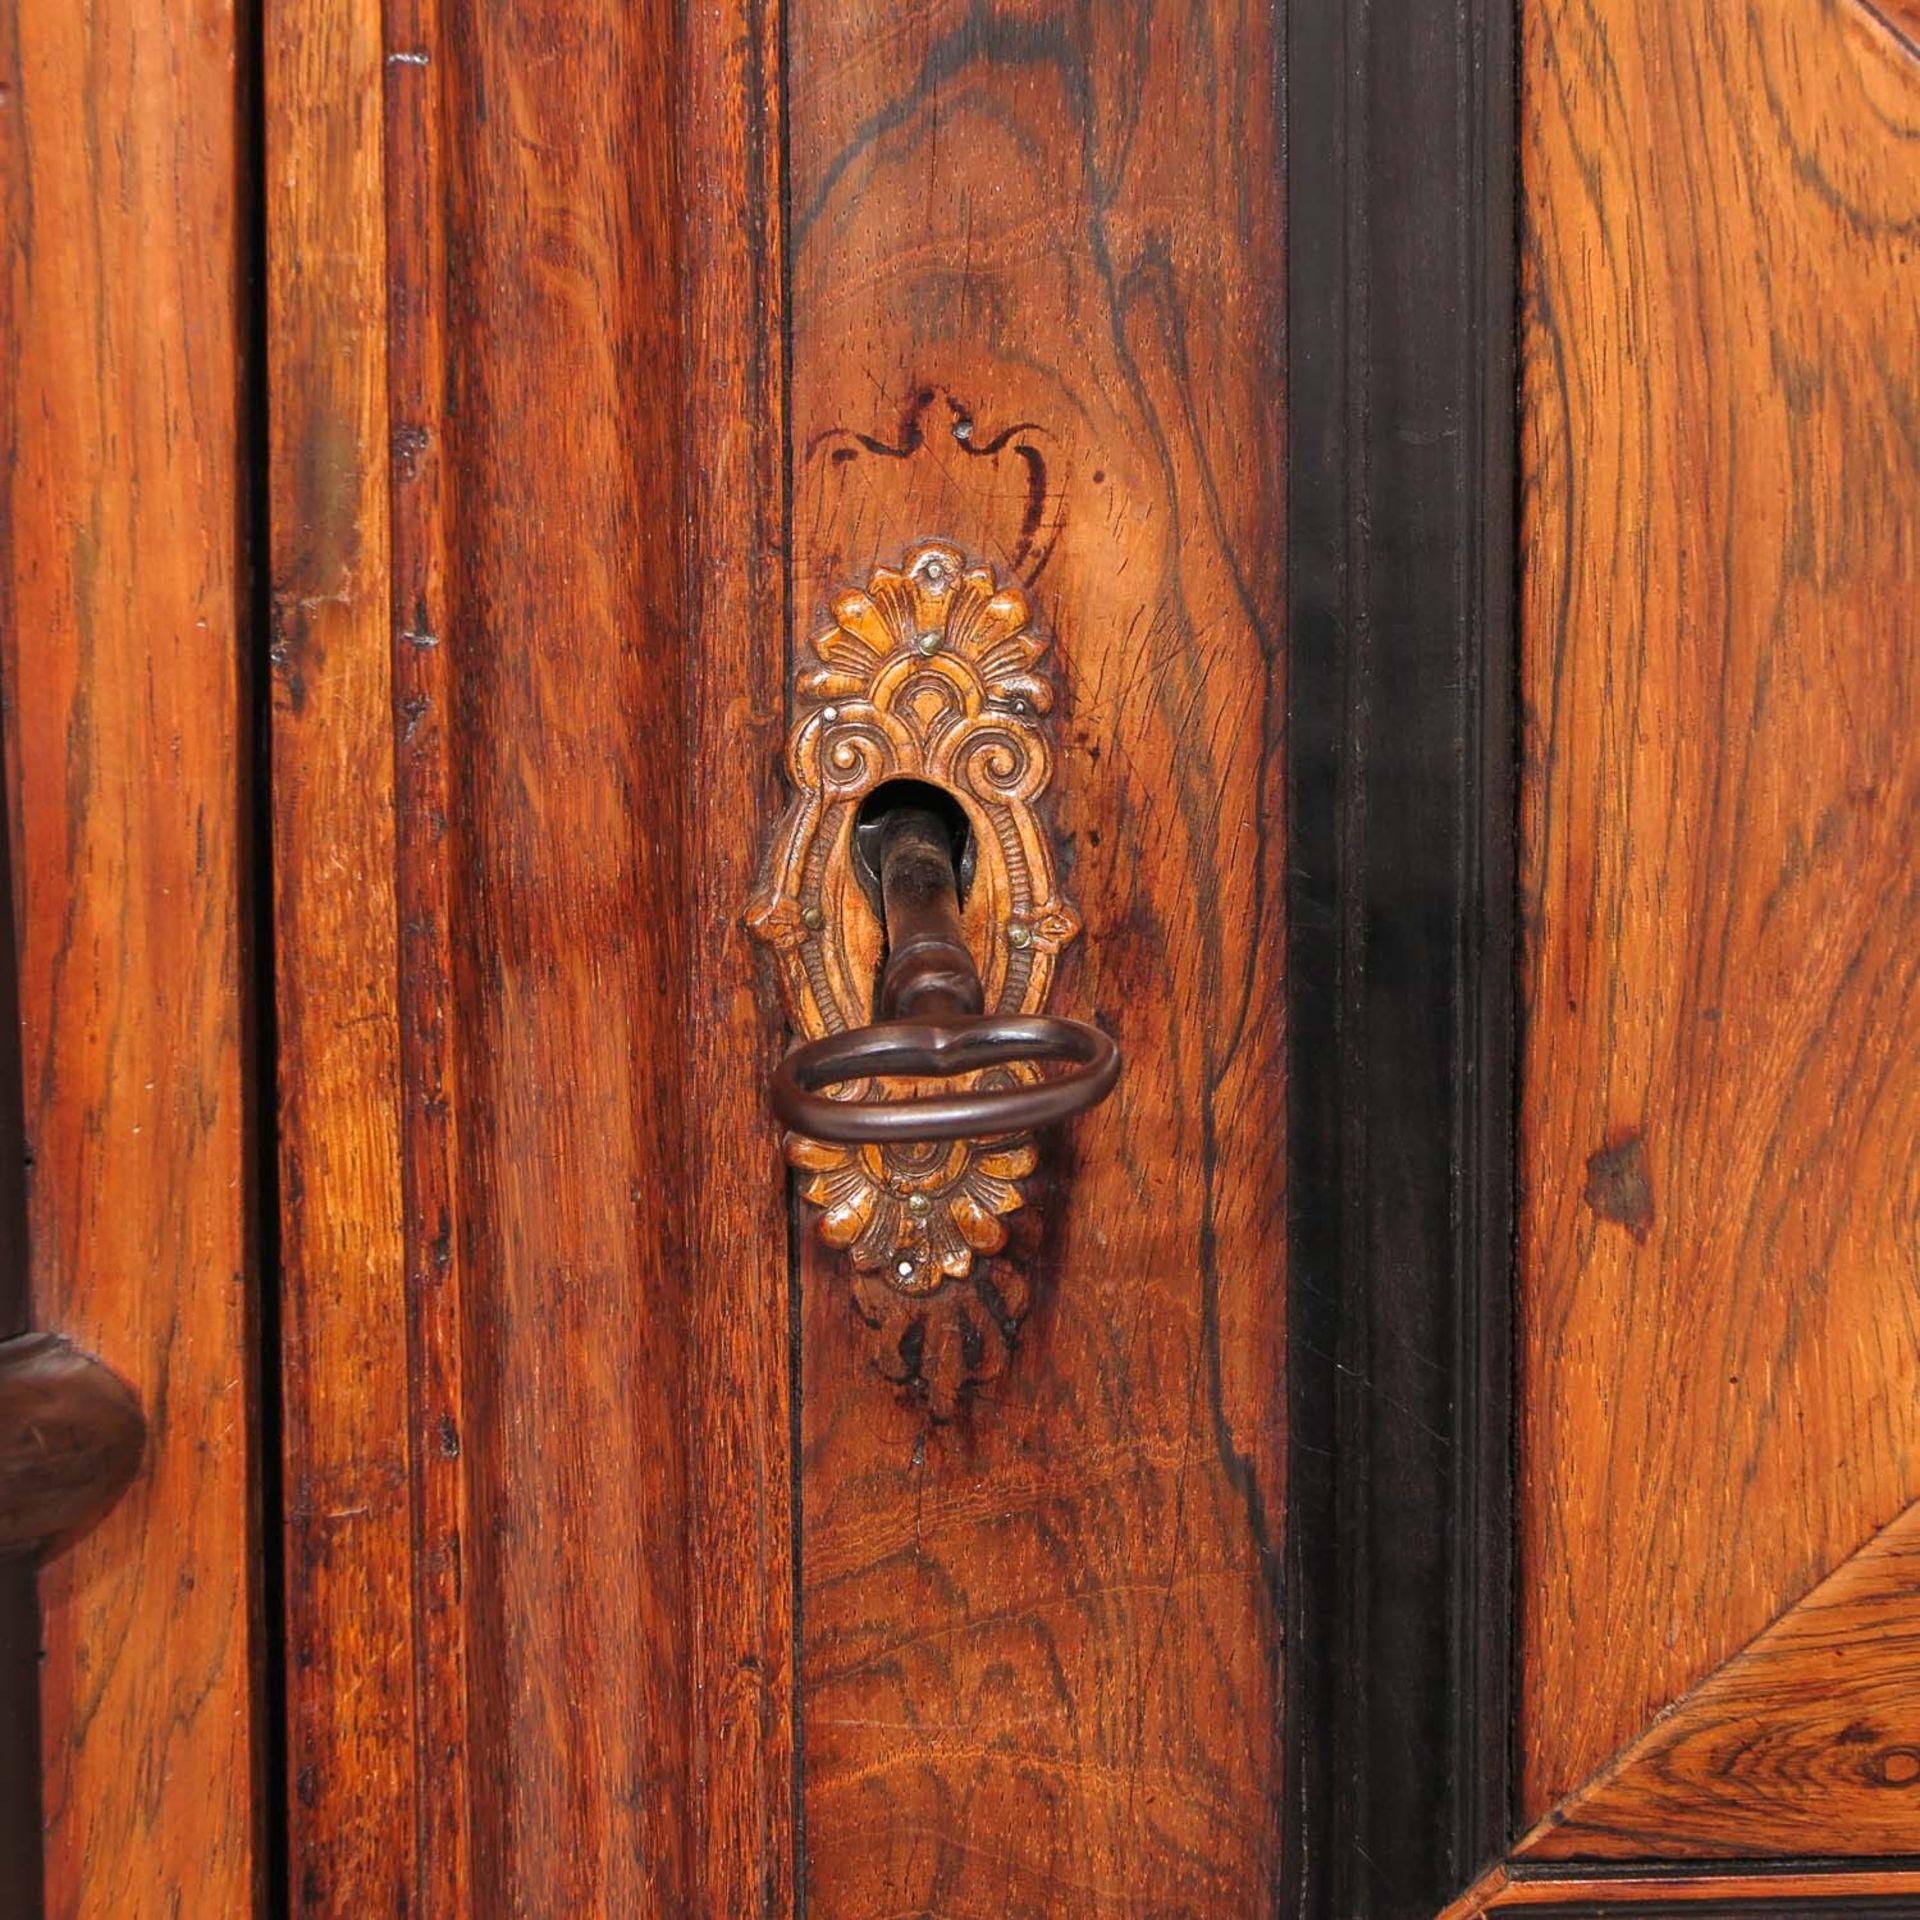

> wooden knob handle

[{"left": 0, "top": 1333, "right": 145, "bottom": 1557}]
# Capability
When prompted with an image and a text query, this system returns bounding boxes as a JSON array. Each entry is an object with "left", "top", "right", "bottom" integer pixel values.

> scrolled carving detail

[{"left": 747, "top": 541, "right": 1082, "bottom": 1407}]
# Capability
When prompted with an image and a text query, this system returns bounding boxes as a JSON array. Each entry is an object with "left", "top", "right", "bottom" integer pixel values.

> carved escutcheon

[{"left": 747, "top": 541, "right": 1081, "bottom": 1301}]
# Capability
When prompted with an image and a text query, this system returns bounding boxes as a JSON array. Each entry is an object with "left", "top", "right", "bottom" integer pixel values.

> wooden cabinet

[{"left": 1, "top": 0, "right": 1913, "bottom": 1913}]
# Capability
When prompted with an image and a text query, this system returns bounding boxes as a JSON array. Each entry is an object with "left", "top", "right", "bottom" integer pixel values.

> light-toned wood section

[
  {"left": 787, "top": 3, "right": 1287, "bottom": 1910},
  {"left": 1516, "top": 1497, "right": 1920, "bottom": 1858},
  {"left": 0, "top": 0, "right": 262, "bottom": 1907},
  {"left": 265, "top": 0, "right": 420, "bottom": 1906},
  {"left": 1443, "top": 1862, "right": 1920, "bottom": 1916},
  {"left": 1518, "top": 0, "right": 1920, "bottom": 1825}
]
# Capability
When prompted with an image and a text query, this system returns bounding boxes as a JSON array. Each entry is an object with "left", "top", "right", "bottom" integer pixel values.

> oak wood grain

[
  {"left": 265, "top": 0, "right": 419, "bottom": 1906},
  {"left": 683, "top": 0, "right": 800, "bottom": 1907},
  {"left": 1517, "top": 1497, "right": 1920, "bottom": 1859},
  {"left": 269, "top": 0, "right": 699, "bottom": 1903},
  {"left": 1518, "top": 0, "right": 1920, "bottom": 1823},
  {"left": 0, "top": 0, "right": 264, "bottom": 1908},
  {"left": 787, "top": 2, "right": 1287, "bottom": 1910}
]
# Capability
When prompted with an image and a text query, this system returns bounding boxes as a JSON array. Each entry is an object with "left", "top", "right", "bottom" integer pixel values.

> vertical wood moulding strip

[
  {"left": 265, "top": 0, "right": 419, "bottom": 1907},
  {"left": 381, "top": 0, "right": 472, "bottom": 1901},
  {"left": 1, "top": 0, "right": 264, "bottom": 1908},
  {"left": 279, "top": 0, "right": 713, "bottom": 1900},
  {"left": 239, "top": 0, "right": 284, "bottom": 1900},
  {"left": 423, "top": 0, "right": 695, "bottom": 1899},
  {"left": 1459, "top": 0, "right": 1521, "bottom": 1866},
  {"left": 1283, "top": 0, "right": 1369, "bottom": 1900},
  {"left": 0, "top": 575, "right": 42, "bottom": 1909},
  {"left": 682, "top": 0, "right": 799, "bottom": 1906},
  {"left": 1283, "top": 0, "right": 1520, "bottom": 1909}
]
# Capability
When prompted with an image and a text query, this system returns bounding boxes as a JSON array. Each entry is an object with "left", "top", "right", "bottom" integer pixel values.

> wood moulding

[
  {"left": 1282, "top": 0, "right": 1519, "bottom": 1908},
  {"left": 680, "top": 0, "right": 797, "bottom": 1909},
  {"left": 1444, "top": 1864, "right": 1920, "bottom": 1916},
  {"left": 269, "top": 0, "right": 741, "bottom": 1904}
]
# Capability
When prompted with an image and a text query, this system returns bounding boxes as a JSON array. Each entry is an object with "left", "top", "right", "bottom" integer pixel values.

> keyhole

[{"left": 852, "top": 779, "right": 974, "bottom": 911}]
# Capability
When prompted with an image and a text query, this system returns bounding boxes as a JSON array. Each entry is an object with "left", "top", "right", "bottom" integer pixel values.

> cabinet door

[
  {"left": 4, "top": 0, "right": 1913, "bottom": 1914},
  {"left": 263, "top": 0, "right": 1293, "bottom": 1908}
]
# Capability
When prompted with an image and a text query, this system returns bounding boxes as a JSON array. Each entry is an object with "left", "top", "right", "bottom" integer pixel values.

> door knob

[
  {"left": 767, "top": 803, "right": 1120, "bottom": 1144},
  {"left": 0, "top": 1332, "right": 144, "bottom": 1557}
]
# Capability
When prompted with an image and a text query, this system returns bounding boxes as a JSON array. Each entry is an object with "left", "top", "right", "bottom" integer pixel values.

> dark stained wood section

[
  {"left": 269, "top": 0, "right": 702, "bottom": 1904},
  {"left": 1281, "top": 0, "right": 1520, "bottom": 1908},
  {"left": 0, "top": 0, "right": 265, "bottom": 1908},
  {"left": 682, "top": 0, "right": 800, "bottom": 1906},
  {"left": 1518, "top": 1496, "right": 1920, "bottom": 1859},
  {"left": 786, "top": 3, "right": 1287, "bottom": 1910},
  {"left": 1518, "top": 0, "right": 1920, "bottom": 1824},
  {"left": 0, "top": 1335, "right": 145, "bottom": 1557}
]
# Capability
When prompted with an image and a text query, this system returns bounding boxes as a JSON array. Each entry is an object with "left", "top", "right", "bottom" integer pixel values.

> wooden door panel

[
  {"left": 1518, "top": 0, "right": 1919, "bottom": 1856},
  {"left": 268, "top": 0, "right": 700, "bottom": 1906},
  {"left": 787, "top": 3, "right": 1287, "bottom": 1911},
  {"left": 0, "top": 0, "right": 264, "bottom": 1910}
]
